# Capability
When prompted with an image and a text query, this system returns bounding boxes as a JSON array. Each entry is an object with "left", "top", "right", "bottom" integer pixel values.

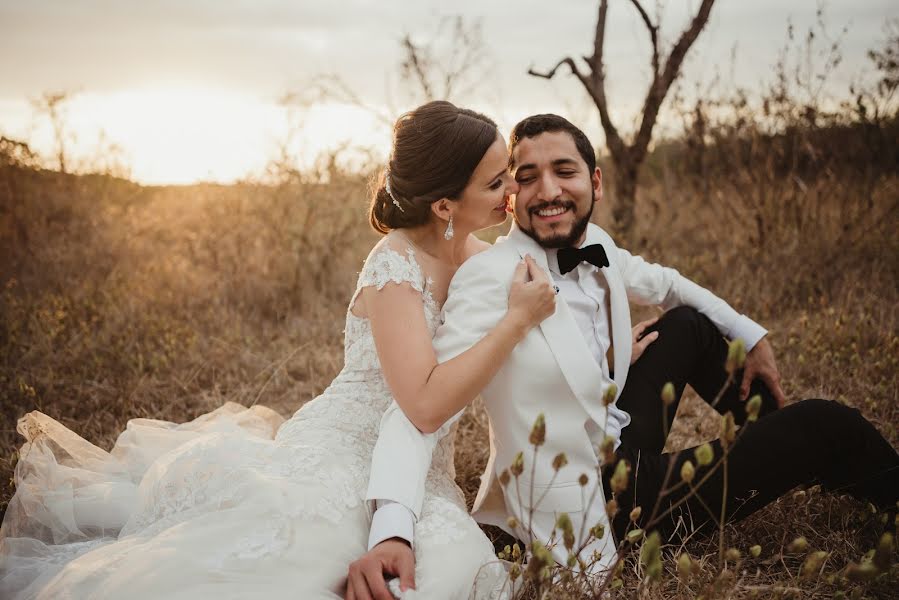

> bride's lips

[{"left": 494, "top": 198, "right": 509, "bottom": 212}]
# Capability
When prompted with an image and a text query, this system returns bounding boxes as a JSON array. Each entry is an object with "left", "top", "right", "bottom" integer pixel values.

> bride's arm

[{"left": 366, "top": 255, "right": 552, "bottom": 434}]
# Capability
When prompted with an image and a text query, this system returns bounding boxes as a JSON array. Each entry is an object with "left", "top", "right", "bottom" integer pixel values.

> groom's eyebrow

[
  {"left": 514, "top": 158, "right": 578, "bottom": 174},
  {"left": 551, "top": 158, "right": 579, "bottom": 168}
]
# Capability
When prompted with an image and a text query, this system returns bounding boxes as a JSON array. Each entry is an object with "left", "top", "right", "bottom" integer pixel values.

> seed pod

[
  {"left": 629, "top": 506, "right": 642, "bottom": 522},
  {"left": 606, "top": 498, "right": 619, "bottom": 519},
  {"left": 626, "top": 528, "right": 644, "bottom": 543},
  {"left": 640, "top": 531, "right": 662, "bottom": 582},
  {"left": 499, "top": 469, "right": 511, "bottom": 487},
  {"left": 552, "top": 452, "right": 568, "bottom": 471},
  {"left": 801, "top": 551, "right": 829, "bottom": 579},
  {"left": 511, "top": 543, "right": 521, "bottom": 560},
  {"left": 725, "top": 547, "right": 741, "bottom": 563},
  {"left": 507, "top": 516, "right": 519, "bottom": 530},
  {"left": 749, "top": 544, "right": 762, "bottom": 558},
  {"left": 695, "top": 443, "right": 714, "bottom": 466},
  {"left": 873, "top": 532, "right": 893, "bottom": 573},
  {"left": 556, "top": 512, "right": 575, "bottom": 551},
  {"left": 591, "top": 523, "right": 606, "bottom": 540},
  {"left": 726, "top": 338, "right": 747, "bottom": 373},
  {"left": 510, "top": 451, "right": 524, "bottom": 477},
  {"left": 787, "top": 536, "right": 808, "bottom": 553},
  {"left": 677, "top": 552, "right": 693, "bottom": 582},
  {"left": 746, "top": 394, "right": 762, "bottom": 421},
  {"left": 529, "top": 413, "right": 546, "bottom": 446},
  {"left": 600, "top": 435, "right": 615, "bottom": 465},
  {"left": 610, "top": 459, "right": 631, "bottom": 494},
  {"left": 578, "top": 473, "right": 589, "bottom": 487},
  {"left": 602, "top": 383, "right": 618, "bottom": 406},
  {"left": 721, "top": 412, "right": 736, "bottom": 446},
  {"left": 661, "top": 382, "right": 676, "bottom": 406},
  {"left": 845, "top": 560, "right": 878, "bottom": 581},
  {"left": 680, "top": 460, "right": 695, "bottom": 483}
]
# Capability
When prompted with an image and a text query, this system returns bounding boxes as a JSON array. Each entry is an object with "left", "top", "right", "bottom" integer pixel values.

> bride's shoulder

[
  {"left": 364, "top": 232, "right": 416, "bottom": 263},
  {"left": 463, "top": 234, "right": 492, "bottom": 259}
]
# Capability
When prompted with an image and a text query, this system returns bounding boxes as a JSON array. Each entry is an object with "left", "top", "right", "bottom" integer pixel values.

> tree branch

[
  {"left": 632, "top": 0, "right": 716, "bottom": 163},
  {"left": 628, "top": 0, "right": 660, "bottom": 78}
]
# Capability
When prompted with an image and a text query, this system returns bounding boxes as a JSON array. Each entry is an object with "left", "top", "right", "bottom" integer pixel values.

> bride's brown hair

[{"left": 369, "top": 101, "right": 498, "bottom": 234}]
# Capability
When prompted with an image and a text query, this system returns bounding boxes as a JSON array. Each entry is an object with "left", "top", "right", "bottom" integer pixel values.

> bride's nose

[{"left": 505, "top": 173, "right": 519, "bottom": 195}]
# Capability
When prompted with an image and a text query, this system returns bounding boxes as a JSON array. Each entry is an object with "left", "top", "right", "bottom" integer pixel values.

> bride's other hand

[
  {"left": 345, "top": 538, "right": 415, "bottom": 600},
  {"left": 505, "top": 255, "right": 556, "bottom": 333}
]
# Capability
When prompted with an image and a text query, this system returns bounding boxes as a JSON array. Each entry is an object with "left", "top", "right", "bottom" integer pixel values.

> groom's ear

[
  {"left": 430, "top": 198, "right": 453, "bottom": 222},
  {"left": 592, "top": 167, "right": 603, "bottom": 203}
]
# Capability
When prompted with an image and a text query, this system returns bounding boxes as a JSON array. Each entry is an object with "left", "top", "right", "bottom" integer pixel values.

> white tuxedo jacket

[{"left": 366, "top": 222, "right": 765, "bottom": 555}]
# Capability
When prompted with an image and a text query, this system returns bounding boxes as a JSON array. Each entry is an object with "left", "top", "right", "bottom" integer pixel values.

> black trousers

[{"left": 604, "top": 306, "right": 899, "bottom": 542}]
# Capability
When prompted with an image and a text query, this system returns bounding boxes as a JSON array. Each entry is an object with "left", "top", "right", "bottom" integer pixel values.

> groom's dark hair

[{"left": 508, "top": 114, "right": 596, "bottom": 173}]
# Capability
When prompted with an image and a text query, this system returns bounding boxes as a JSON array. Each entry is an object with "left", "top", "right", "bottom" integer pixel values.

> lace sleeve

[{"left": 356, "top": 244, "right": 426, "bottom": 294}]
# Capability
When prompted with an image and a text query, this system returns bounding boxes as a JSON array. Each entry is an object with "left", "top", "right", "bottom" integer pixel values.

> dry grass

[{"left": 1, "top": 148, "right": 897, "bottom": 597}]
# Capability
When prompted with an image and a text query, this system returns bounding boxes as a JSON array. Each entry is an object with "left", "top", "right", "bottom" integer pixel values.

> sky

[{"left": 0, "top": 0, "right": 895, "bottom": 184}]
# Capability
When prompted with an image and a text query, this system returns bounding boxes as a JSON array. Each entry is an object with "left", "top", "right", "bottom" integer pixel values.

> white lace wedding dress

[{"left": 0, "top": 238, "right": 509, "bottom": 600}]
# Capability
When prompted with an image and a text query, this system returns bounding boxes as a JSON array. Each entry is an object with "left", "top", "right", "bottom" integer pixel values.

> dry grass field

[{"left": 1, "top": 119, "right": 897, "bottom": 597}]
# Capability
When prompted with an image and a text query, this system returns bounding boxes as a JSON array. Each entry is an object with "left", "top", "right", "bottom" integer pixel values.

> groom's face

[{"left": 509, "top": 131, "right": 602, "bottom": 248}]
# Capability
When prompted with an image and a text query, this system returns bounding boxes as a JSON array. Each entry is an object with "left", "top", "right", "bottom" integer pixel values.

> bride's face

[{"left": 451, "top": 134, "right": 517, "bottom": 233}]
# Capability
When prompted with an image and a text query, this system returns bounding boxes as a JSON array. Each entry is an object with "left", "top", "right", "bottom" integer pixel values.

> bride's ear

[{"left": 430, "top": 198, "right": 454, "bottom": 223}]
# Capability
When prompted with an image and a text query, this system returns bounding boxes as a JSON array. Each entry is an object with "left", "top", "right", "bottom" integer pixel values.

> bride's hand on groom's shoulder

[
  {"left": 506, "top": 255, "right": 556, "bottom": 333},
  {"left": 345, "top": 538, "right": 415, "bottom": 600}
]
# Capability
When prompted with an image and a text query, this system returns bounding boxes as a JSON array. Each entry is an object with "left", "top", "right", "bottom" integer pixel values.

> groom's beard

[{"left": 517, "top": 192, "right": 595, "bottom": 249}]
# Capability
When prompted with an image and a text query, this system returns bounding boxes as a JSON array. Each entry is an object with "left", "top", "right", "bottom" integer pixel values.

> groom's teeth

[{"left": 537, "top": 207, "right": 566, "bottom": 216}]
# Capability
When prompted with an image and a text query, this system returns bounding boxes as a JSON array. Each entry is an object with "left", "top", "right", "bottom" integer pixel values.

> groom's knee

[{"left": 657, "top": 305, "right": 707, "bottom": 338}]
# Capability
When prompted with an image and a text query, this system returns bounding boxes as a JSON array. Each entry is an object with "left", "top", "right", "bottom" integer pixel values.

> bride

[{"left": 0, "top": 101, "right": 556, "bottom": 599}]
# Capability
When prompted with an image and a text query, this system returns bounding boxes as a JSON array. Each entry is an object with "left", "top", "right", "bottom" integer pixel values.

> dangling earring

[{"left": 444, "top": 215, "right": 454, "bottom": 241}]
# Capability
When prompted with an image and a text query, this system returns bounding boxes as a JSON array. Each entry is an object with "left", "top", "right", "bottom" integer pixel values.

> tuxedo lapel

[{"left": 505, "top": 225, "right": 609, "bottom": 426}]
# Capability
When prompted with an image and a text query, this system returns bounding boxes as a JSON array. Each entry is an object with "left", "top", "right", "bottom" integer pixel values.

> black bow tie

[{"left": 557, "top": 244, "right": 609, "bottom": 275}]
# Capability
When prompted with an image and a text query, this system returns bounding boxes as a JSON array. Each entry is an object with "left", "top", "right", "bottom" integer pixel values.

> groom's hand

[
  {"left": 630, "top": 316, "right": 660, "bottom": 365},
  {"left": 741, "top": 337, "right": 787, "bottom": 408},
  {"left": 345, "top": 538, "right": 415, "bottom": 600}
]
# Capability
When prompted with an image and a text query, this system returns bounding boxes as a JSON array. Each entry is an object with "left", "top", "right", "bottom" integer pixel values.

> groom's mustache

[{"left": 528, "top": 200, "right": 576, "bottom": 215}]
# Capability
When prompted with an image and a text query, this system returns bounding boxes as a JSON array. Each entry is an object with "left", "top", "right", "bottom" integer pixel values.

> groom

[{"left": 349, "top": 114, "right": 786, "bottom": 595}]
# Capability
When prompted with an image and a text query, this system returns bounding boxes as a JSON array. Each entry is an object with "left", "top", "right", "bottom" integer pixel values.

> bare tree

[
  {"left": 530, "top": 0, "right": 716, "bottom": 239},
  {"left": 30, "top": 90, "right": 76, "bottom": 174},
  {"left": 308, "top": 16, "right": 490, "bottom": 129}
]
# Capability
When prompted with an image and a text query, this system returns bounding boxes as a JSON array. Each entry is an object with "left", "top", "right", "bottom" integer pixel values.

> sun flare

[{"left": 6, "top": 87, "right": 389, "bottom": 185}]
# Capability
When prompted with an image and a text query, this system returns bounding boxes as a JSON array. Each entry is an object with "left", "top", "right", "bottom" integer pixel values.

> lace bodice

[
  {"left": 274, "top": 239, "right": 460, "bottom": 520},
  {"left": 343, "top": 244, "right": 441, "bottom": 371}
]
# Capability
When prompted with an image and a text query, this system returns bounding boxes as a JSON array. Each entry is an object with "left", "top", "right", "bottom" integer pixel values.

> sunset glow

[{"left": 3, "top": 87, "right": 388, "bottom": 185}]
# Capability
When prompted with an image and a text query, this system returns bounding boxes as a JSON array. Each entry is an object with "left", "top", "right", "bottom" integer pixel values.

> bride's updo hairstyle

[{"left": 369, "top": 100, "right": 498, "bottom": 234}]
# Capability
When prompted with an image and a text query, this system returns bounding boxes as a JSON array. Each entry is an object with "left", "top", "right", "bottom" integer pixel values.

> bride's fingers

[
  {"left": 524, "top": 255, "right": 549, "bottom": 283},
  {"left": 347, "top": 571, "right": 372, "bottom": 600},
  {"left": 511, "top": 258, "right": 529, "bottom": 284},
  {"left": 361, "top": 566, "right": 393, "bottom": 600}
]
